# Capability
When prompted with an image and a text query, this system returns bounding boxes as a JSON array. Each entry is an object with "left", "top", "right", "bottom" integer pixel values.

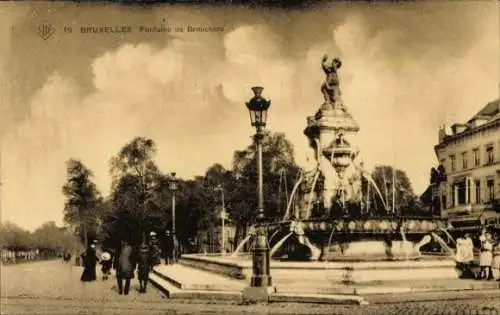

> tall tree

[
  {"left": 62, "top": 159, "right": 102, "bottom": 247},
  {"left": 0, "top": 221, "right": 33, "bottom": 250},
  {"left": 367, "top": 165, "right": 421, "bottom": 216},
  {"left": 108, "top": 137, "right": 165, "bottom": 246},
  {"left": 231, "top": 132, "right": 300, "bottom": 245},
  {"left": 32, "top": 221, "right": 79, "bottom": 253}
]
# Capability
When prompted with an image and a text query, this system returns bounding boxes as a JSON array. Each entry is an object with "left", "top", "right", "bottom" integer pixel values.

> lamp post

[
  {"left": 215, "top": 185, "right": 226, "bottom": 256},
  {"left": 169, "top": 172, "right": 178, "bottom": 262},
  {"left": 242, "top": 86, "right": 274, "bottom": 301}
]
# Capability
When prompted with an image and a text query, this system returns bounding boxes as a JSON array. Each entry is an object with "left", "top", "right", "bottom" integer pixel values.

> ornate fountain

[
  {"left": 244, "top": 54, "right": 452, "bottom": 262},
  {"left": 175, "top": 54, "right": 458, "bottom": 293}
]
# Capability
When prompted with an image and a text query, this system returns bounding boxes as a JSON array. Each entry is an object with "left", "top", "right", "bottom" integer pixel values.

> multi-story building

[{"left": 433, "top": 99, "right": 500, "bottom": 231}]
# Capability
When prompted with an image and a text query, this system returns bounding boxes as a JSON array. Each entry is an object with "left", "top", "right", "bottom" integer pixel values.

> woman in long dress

[
  {"left": 80, "top": 244, "right": 99, "bottom": 282},
  {"left": 479, "top": 233, "right": 493, "bottom": 280},
  {"left": 492, "top": 235, "right": 500, "bottom": 281}
]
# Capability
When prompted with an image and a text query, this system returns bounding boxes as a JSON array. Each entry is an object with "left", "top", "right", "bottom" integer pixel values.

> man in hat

[
  {"left": 163, "top": 230, "right": 174, "bottom": 265},
  {"left": 149, "top": 231, "right": 161, "bottom": 269}
]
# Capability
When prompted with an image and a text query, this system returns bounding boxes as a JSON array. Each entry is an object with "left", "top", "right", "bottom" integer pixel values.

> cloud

[{"left": 1, "top": 3, "right": 498, "bottom": 230}]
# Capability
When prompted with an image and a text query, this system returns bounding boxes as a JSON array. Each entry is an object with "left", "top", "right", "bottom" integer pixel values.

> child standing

[
  {"left": 492, "top": 235, "right": 500, "bottom": 281},
  {"left": 100, "top": 250, "right": 112, "bottom": 280},
  {"left": 137, "top": 243, "right": 151, "bottom": 293},
  {"left": 479, "top": 232, "right": 494, "bottom": 280}
]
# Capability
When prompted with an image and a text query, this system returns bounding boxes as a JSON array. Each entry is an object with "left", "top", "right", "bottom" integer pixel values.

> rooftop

[
  {"left": 467, "top": 99, "right": 499, "bottom": 123},
  {"left": 439, "top": 99, "right": 499, "bottom": 142}
]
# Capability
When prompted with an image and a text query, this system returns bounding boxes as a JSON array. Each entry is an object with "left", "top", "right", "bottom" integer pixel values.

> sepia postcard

[{"left": 1, "top": 1, "right": 499, "bottom": 314}]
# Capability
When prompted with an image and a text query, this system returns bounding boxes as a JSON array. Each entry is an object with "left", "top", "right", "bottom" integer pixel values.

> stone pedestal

[{"left": 242, "top": 285, "right": 277, "bottom": 302}]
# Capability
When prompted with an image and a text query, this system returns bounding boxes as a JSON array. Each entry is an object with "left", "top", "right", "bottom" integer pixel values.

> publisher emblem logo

[{"left": 37, "top": 23, "right": 55, "bottom": 40}]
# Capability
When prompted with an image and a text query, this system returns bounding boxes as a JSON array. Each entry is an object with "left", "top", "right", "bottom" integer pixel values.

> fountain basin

[
  {"left": 180, "top": 253, "right": 458, "bottom": 286},
  {"left": 259, "top": 217, "right": 450, "bottom": 262}
]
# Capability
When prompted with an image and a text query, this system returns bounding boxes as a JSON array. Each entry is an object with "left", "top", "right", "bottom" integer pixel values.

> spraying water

[
  {"left": 268, "top": 229, "right": 281, "bottom": 245},
  {"left": 305, "top": 169, "right": 321, "bottom": 219},
  {"left": 299, "top": 235, "right": 321, "bottom": 260},
  {"left": 439, "top": 227, "right": 456, "bottom": 246},
  {"left": 324, "top": 227, "right": 338, "bottom": 263},
  {"left": 231, "top": 234, "right": 252, "bottom": 257},
  {"left": 270, "top": 232, "right": 293, "bottom": 257},
  {"left": 430, "top": 232, "right": 455, "bottom": 257},
  {"left": 361, "top": 173, "right": 388, "bottom": 210},
  {"left": 283, "top": 172, "right": 304, "bottom": 220}
]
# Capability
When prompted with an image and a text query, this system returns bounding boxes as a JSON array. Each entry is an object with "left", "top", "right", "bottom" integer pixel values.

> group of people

[
  {"left": 79, "top": 231, "right": 177, "bottom": 295},
  {"left": 455, "top": 230, "right": 500, "bottom": 281}
]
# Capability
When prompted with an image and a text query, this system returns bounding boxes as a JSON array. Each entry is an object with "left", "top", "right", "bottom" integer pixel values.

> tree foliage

[
  {"left": 0, "top": 222, "right": 34, "bottom": 250},
  {"left": 105, "top": 137, "right": 167, "bottom": 247},
  {"left": 367, "top": 165, "right": 426, "bottom": 216},
  {"left": 62, "top": 159, "right": 103, "bottom": 244},
  {"left": 32, "top": 221, "right": 79, "bottom": 252},
  {"left": 231, "top": 132, "right": 300, "bottom": 243},
  {"left": 0, "top": 221, "right": 78, "bottom": 252}
]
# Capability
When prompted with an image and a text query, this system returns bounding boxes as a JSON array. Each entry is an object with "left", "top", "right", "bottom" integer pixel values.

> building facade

[{"left": 433, "top": 99, "right": 500, "bottom": 231}]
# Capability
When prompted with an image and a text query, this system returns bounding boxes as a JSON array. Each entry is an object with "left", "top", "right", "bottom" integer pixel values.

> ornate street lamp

[
  {"left": 214, "top": 185, "right": 227, "bottom": 256},
  {"left": 243, "top": 86, "right": 274, "bottom": 301},
  {"left": 169, "top": 172, "right": 178, "bottom": 262}
]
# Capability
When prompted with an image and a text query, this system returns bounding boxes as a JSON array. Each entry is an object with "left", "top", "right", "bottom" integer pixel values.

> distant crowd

[
  {"left": 0, "top": 249, "right": 59, "bottom": 264},
  {"left": 455, "top": 229, "right": 500, "bottom": 281},
  {"left": 75, "top": 230, "right": 178, "bottom": 295}
]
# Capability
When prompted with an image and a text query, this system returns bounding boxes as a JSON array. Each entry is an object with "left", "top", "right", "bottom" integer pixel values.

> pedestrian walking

[
  {"left": 137, "top": 243, "right": 151, "bottom": 293},
  {"left": 62, "top": 251, "right": 72, "bottom": 263},
  {"left": 114, "top": 240, "right": 135, "bottom": 295},
  {"left": 149, "top": 232, "right": 161, "bottom": 269},
  {"left": 163, "top": 230, "right": 174, "bottom": 265},
  {"left": 80, "top": 243, "right": 99, "bottom": 282}
]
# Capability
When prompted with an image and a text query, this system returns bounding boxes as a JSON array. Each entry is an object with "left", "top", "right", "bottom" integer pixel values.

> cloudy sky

[{"left": 1, "top": 1, "right": 498, "bottom": 231}]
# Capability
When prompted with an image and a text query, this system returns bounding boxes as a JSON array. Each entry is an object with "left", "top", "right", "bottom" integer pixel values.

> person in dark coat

[
  {"left": 80, "top": 244, "right": 99, "bottom": 282},
  {"left": 113, "top": 240, "right": 135, "bottom": 295},
  {"left": 137, "top": 243, "right": 151, "bottom": 293},
  {"left": 149, "top": 232, "right": 161, "bottom": 269},
  {"left": 163, "top": 230, "right": 174, "bottom": 265}
]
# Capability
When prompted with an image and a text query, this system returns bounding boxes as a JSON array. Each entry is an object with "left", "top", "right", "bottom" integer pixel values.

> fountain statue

[{"left": 243, "top": 54, "right": 452, "bottom": 262}]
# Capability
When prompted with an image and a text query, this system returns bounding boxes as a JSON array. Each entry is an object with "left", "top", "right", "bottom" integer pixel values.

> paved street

[{"left": 2, "top": 260, "right": 500, "bottom": 314}]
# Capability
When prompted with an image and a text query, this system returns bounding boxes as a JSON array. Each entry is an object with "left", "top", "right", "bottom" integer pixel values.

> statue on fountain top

[{"left": 321, "top": 54, "right": 343, "bottom": 109}]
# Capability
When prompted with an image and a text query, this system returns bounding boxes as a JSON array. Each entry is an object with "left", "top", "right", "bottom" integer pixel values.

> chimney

[{"left": 438, "top": 125, "right": 447, "bottom": 143}]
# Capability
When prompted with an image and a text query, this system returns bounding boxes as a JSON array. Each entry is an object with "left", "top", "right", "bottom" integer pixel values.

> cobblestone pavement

[{"left": 2, "top": 260, "right": 500, "bottom": 315}]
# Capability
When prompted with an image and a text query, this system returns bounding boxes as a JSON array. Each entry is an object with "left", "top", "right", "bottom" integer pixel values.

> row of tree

[
  {"left": 61, "top": 133, "right": 428, "bottom": 252},
  {"left": 0, "top": 221, "right": 78, "bottom": 253}
]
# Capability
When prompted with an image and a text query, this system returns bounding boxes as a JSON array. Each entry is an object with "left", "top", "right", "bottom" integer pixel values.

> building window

[
  {"left": 498, "top": 173, "right": 500, "bottom": 199},
  {"left": 487, "top": 179, "right": 495, "bottom": 201},
  {"left": 486, "top": 146, "right": 494, "bottom": 165},
  {"left": 475, "top": 180, "right": 481, "bottom": 204},
  {"left": 456, "top": 180, "right": 466, "bottom": 205},
  {"left": 473, "top": 149, "right": 480, "bottom": 166},
  {"left": 461, "top": 152, "right": 468, "bottom": 169},
  {"left": 450, "top": 155, "right": 456, "bottom": 172}
]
